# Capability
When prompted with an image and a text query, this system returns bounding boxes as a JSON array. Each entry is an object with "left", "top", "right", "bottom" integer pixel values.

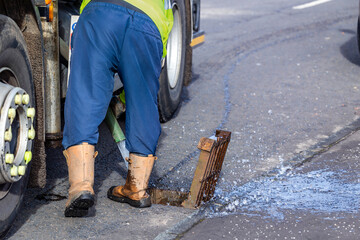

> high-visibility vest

[{"left": 79, "top": 0, "right": 173, "bottom": 57}]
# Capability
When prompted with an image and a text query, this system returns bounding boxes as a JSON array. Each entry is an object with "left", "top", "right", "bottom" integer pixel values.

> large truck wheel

[
  {"left": 0, "top": 15, "right": 35, "bottom": 237},
  {"left": 357, "top": 18, "right": 360, "bottom": 54},
  {"left": 158, "top": 0, "right": 192, "bottom": 122}
]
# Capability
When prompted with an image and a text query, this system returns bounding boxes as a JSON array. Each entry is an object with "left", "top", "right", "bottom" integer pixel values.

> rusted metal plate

[{"left": 197, "top": 137, "right": 215, "bottom": 152}]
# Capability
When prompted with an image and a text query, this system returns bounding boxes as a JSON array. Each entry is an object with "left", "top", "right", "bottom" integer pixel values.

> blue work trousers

[{"left": 62, "top": 2, "right": 163, "bottom": 155}]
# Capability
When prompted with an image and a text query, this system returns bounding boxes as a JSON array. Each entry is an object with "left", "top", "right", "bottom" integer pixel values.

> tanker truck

[{"left": 0, "top": 0, "right": 204, "bottom": 236}]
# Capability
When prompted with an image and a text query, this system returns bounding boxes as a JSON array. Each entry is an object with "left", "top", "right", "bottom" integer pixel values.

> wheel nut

[
  {"left": 10, "top": 166, "right": 17, "bottom": 177},
  {"left": 28, "top": 128, "right": 36, "bottom": 140},
  {"left": 22, "top": 94, "right": 30, "bottom": 105},
  {"left": 8, "top": 108, "right": 16, "bottom": 119},
  {"left": 27, "top": 108, "right": 36, "bottom": 118},
  {"left": 18, "top": 166, "right": 26, "bottom": 176},
  {"left": 24, "top": 151, "right": 32, "bottom": 164},
  {"left": 14, "top": 94, "right": 22, "bottom": 105},
  {"left": 5, "top": 154, "right": 14, "bottom": 164},
  {"left": 4, "top": 128, "right": 12, "bottom": 142}
]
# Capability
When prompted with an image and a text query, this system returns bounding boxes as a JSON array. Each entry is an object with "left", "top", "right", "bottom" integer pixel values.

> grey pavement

[
  {"left": 182, "top": 127, "right": 360, "bottom": 240},
  {"left": 6, "top": 0, "right": 360, "bottom": 239}
]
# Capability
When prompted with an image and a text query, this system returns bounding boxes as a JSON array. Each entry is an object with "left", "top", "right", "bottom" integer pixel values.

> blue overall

[{"left": 62, "top": 1, "right": 163, "bottom": 155}]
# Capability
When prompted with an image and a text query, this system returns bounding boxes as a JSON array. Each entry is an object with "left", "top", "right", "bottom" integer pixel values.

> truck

[{"left": 0, "top": 0, "right": 204, "bottom": 236}]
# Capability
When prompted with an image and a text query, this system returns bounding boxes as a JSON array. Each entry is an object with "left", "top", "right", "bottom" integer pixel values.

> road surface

[{"left": 6, "top": 0, "right": 360, "bottom": 239}]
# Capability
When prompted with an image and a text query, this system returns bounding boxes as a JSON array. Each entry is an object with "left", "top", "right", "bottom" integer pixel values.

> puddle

[{"left": 208, "top": 168, "right": 360, "bottom": 220}]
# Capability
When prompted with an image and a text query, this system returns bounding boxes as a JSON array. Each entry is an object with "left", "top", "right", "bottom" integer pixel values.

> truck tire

[
  {"left": 357, "top": 18, "right": 360, "bottom": 54},
  {"left": 158, "top": 0, "right": 192, "bottom": 122},
  {"left": 0, "top": 15, "right": 35, "bottom": 237}
]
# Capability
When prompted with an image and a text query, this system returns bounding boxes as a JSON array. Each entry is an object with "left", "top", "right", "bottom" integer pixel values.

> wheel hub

[{"left": 0, "top": 81, "right": 35, "bottom": 184}]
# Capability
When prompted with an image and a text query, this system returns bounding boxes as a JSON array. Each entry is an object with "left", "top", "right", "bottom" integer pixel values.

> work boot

[
  {"left": 63, "top": 143, "right": 97, "bottom": 217},
  {"left": 107, "top": 153, "right": 156, "bottom": 208}
]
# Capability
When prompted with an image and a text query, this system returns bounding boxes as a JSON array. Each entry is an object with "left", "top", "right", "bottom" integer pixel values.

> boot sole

[
  {"left": 107, "top": 186, "right": 151, "bottom": 208},
  {"left": 65, "top": 192, "right": 95, "bottom": 217}
]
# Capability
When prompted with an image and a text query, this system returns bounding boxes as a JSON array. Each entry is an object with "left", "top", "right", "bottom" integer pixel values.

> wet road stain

[{"left": 209, "top": 166, "right": 360, "bottom": 220}]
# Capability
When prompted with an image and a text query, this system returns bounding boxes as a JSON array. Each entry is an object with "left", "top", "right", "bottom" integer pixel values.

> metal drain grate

[{"left": 150, "top": 130, "right": 231, "bottom": 209}]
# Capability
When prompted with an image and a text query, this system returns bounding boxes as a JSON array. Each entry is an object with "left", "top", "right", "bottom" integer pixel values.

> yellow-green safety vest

[{"left": 79, "top": 0, "right": 173, "bottom": 58}]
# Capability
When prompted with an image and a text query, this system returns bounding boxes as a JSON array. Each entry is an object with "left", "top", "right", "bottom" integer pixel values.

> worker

[{"left": 62, "top": 0, "right": 173, "bottom": 217}]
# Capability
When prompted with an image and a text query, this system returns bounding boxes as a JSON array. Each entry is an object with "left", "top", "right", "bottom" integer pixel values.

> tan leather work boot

[
  {"left": 107, "top": 153, "right": 156, "bottom": 208},
  {"left": 63, "top": 143, "right": 97, "bottom": 217}
]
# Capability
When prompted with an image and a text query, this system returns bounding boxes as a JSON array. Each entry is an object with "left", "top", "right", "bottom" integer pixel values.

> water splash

[{"left": 208, "top": 169, "right": 360, "bottom": 220}]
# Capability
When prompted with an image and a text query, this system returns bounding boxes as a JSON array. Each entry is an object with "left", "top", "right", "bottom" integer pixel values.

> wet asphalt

[
  {"left": 182, "top": 129, "right": 360, "bottom": 240},
  {"left": 5, "top": 0, "right": 360, "bottom": 239}
]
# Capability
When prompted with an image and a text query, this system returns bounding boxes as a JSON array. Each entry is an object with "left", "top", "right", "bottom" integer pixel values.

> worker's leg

[
  {"left": 62, "top": 4, "right": 128, "bottom": 149},
  {"left": 63, "top": 143, "right": 97, "bottom": 217},
  {"left": 119, "top": 13, "right": 163, "bottom": 156},
  {"left": 62, "top": 2, "right": 131, "bottom": 217},
  {"left": 107, "top": 11, "right": 163, "bottom": 208}
]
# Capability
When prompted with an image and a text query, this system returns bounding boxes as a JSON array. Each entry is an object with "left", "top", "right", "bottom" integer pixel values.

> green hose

[{"left": 105, "top": 108, "right": 125, "bottom": 143}]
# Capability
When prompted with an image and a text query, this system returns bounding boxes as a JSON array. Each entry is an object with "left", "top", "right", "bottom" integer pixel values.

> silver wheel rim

[
  {"left": 0, "top": 67, "right": 35, "bottom": 198},
  {"left": 166, "top": 3, "right": 183, "bottom": 89}
]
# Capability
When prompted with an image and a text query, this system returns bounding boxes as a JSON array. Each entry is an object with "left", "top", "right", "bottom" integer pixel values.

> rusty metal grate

[{"left": 150, "top": 130, "right": 231, "bottom": 209}]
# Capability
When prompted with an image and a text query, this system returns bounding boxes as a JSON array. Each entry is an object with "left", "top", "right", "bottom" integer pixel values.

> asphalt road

[
  {"left": 6, "top": 0, "right": 360, "bottom": 239},
  {"left": 182, "top": 128, "right": 360, "bottom": 240}
]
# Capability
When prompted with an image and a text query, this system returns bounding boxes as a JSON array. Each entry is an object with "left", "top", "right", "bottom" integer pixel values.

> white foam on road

[
  {"left": 209, "top": 168, "right": 360, "bottom": 220},
  {"left": 293, "top": 0, "right": 333, "bottom": 10}
]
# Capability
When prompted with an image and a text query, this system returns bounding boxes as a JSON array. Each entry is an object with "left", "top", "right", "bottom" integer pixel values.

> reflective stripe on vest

[{"left": 80, "top": 0, "right": 173, "bottom": 58}]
